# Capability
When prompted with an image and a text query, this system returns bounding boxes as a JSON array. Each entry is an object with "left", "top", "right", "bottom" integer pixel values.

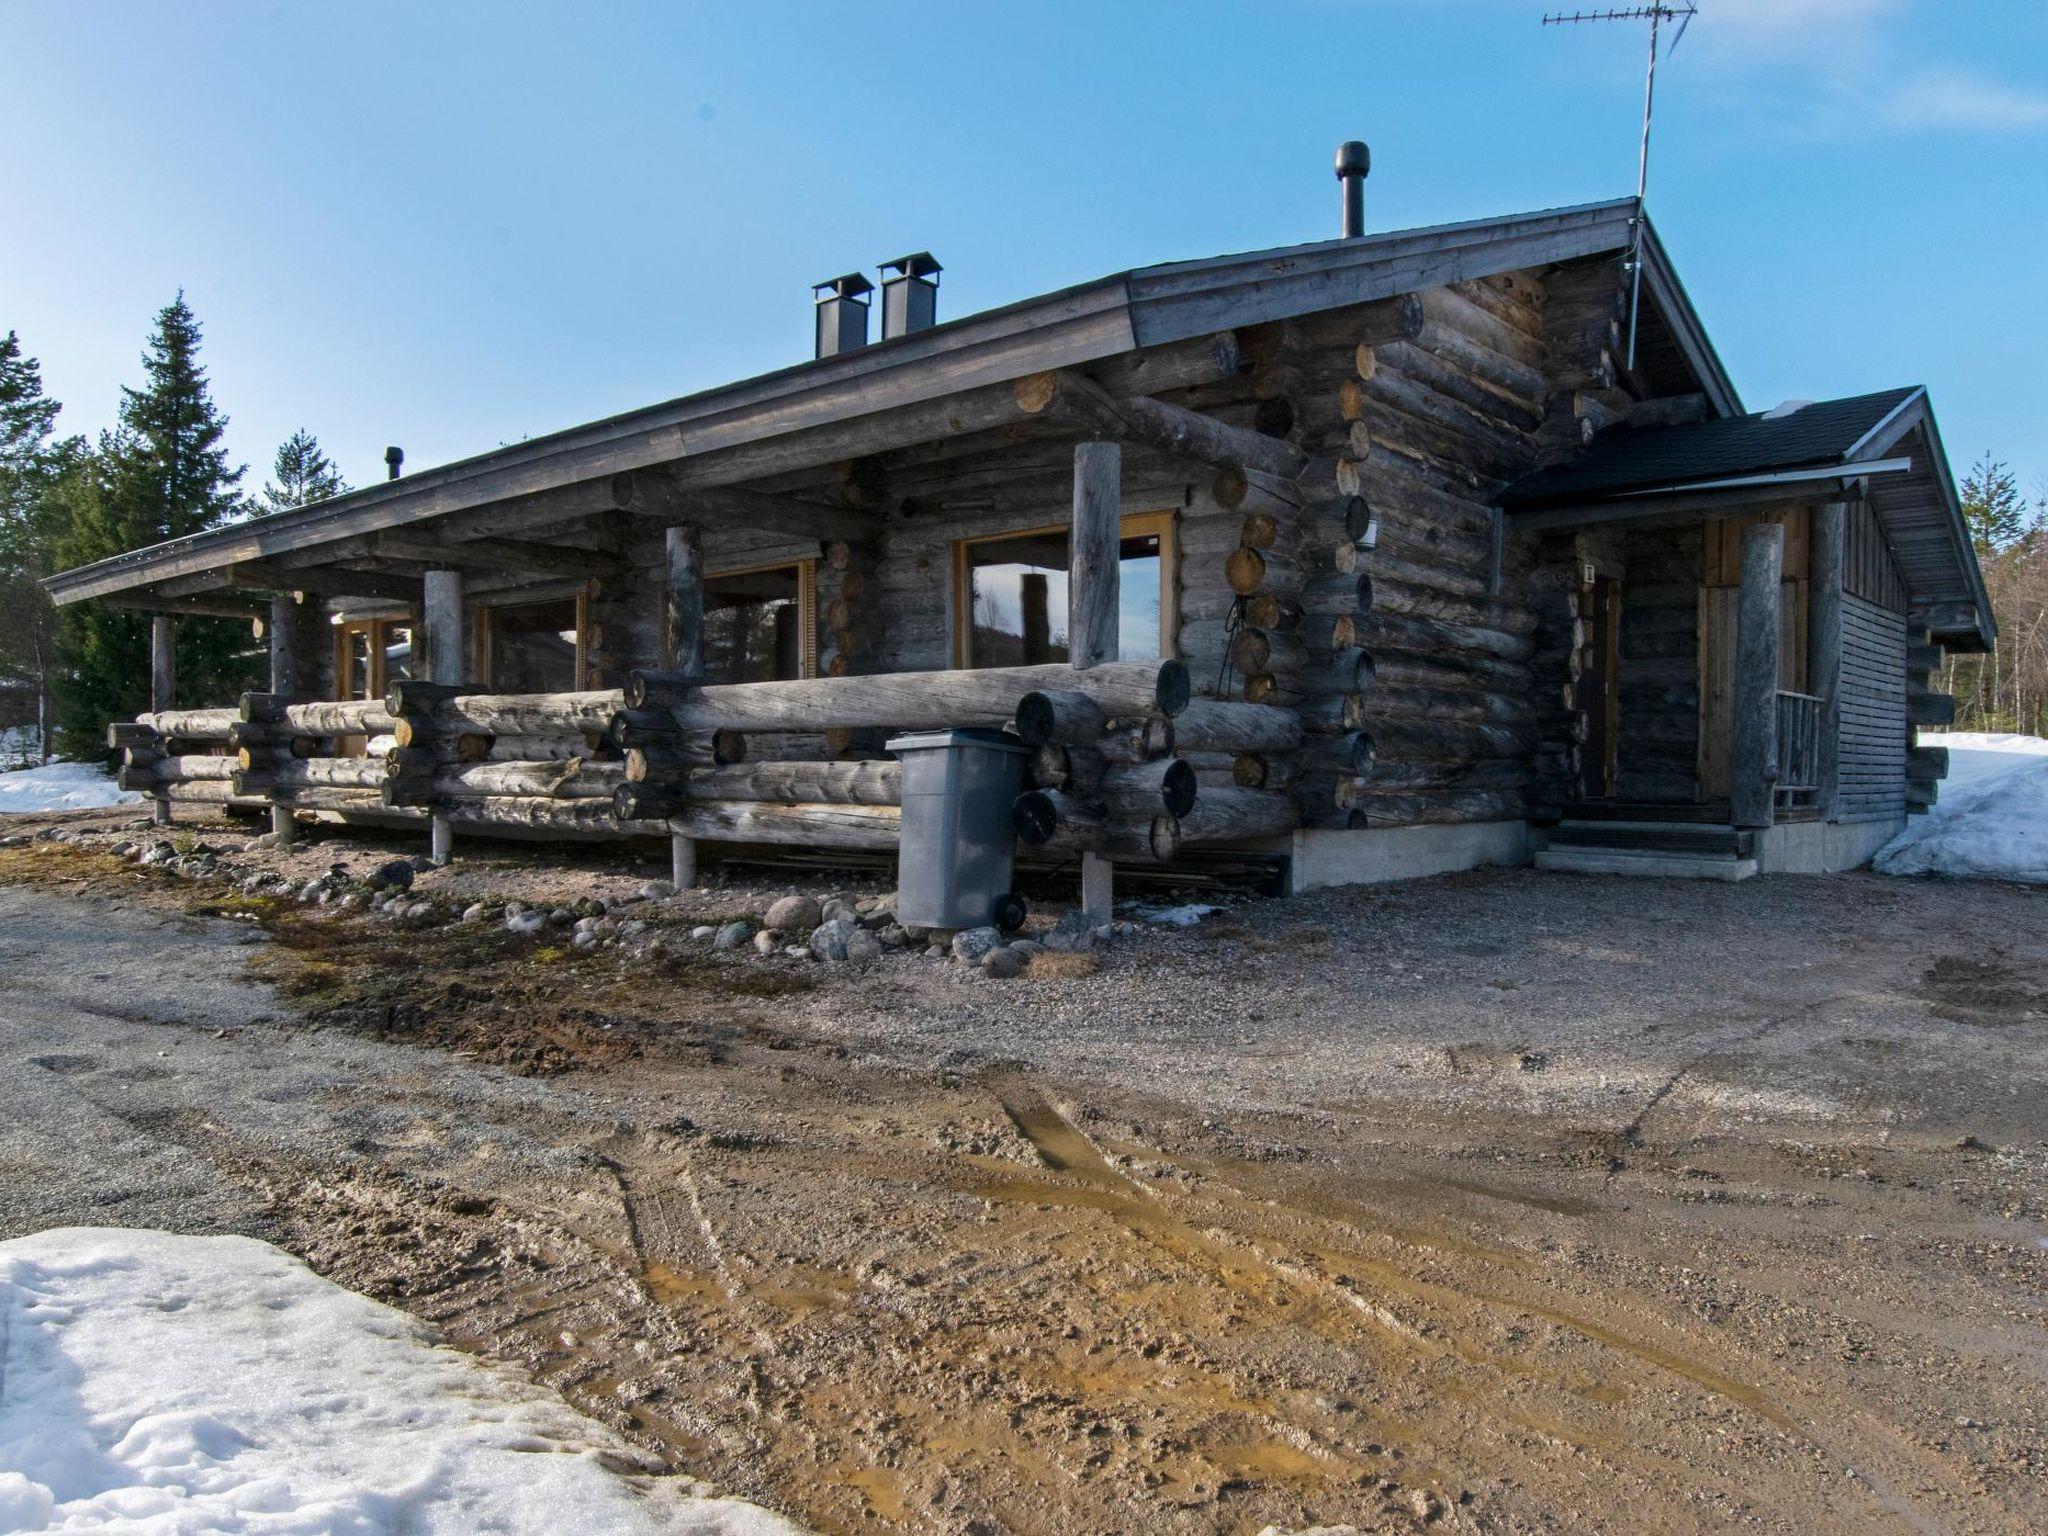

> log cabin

[{"left": 46, "top": 145, "right": 1993, "bottom": 903}]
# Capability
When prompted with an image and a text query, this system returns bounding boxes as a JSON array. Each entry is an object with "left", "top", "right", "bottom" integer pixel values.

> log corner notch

[{"left": 1013, "top": 369, "right": 1307, "bottom": 480}]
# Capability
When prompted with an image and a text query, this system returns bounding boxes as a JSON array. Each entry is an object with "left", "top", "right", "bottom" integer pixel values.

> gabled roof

[
  {"left": 1502, "top": 386, "right": 1994, "bottom": 651},
  {"left": 1499, "top": 388, "right": 1918, "bottom": 509},
  {"left": 45, "top": 197, "right": 1728, "bottom": 607}
]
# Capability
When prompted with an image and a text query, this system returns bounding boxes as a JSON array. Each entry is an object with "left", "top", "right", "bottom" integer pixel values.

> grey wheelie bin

[{"left": 886, "top": 728, "right": 1030, "bottom": 932}]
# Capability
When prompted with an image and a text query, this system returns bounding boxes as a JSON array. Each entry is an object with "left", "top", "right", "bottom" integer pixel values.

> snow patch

[
  {"left": 0, "top": 1227, "right": 805, "bottom": 1535},
  {"left": 1874, "top": 732, "right": 2048, "bottom": 884},
  {"left": 1127, "top": 902, "right": 1225, "bottom": 927},
  {"left": 0, "top": 761, "right": 139, "bottom": 814}
]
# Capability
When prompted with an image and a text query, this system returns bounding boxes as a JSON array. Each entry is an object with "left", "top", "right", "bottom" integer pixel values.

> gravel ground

[{"left": 1, "top": 808, "right": 2043, "bottom": 1535}]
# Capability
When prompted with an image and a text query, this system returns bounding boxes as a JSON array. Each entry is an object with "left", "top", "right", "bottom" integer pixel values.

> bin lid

[{"left": 884, "top": 727, "right": 1029, "bottom": 756}]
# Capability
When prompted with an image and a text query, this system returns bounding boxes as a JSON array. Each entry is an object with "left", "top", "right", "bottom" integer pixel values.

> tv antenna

[{"left": 1542, "top": 4, "right": 1698, "bottom": 370}]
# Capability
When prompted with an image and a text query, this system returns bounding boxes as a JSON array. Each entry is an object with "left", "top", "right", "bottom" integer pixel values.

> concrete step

[
  {"left": 1549, "top": 821, "right": 1754, "bottom": 858},
  {"left": 1535, "top": 846, "right": 1759, "bottom": 881}
]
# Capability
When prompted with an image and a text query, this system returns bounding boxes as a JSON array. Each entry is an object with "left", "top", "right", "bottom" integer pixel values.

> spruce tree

[
  {"left": 259, "top": 428, "right": 348, "bottom": 512},
  {"left": 1961, "top": 453, "right": 2026, "bottom": 554},
  {"left": 0, "top": 331, "right": 72, "bottom": 761},
  {"left": 52, "top": 294, "right": 265, "bottom": 754}
]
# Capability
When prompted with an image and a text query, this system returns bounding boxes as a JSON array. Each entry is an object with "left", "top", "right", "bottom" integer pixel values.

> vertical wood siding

[{"left": 1837, "top": 593, "right": 1908, "bottom": 822}]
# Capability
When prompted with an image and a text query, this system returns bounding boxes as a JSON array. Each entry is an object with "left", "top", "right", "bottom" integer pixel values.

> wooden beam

[
  {"left": 1069, "top": 442, "right": 1121, "bottom": 670},
  {"left": 1732, "top": 522, "right": 1783, "bottom": 830},
  {"left": 650, "top": 483, "right": 881, "bottom": 545},
  {"left": 369, "top": 530, "right": 621, "bottom": 580},
  {"left": 1014, "top": 369, "right": 1306, "bottom": 478}
]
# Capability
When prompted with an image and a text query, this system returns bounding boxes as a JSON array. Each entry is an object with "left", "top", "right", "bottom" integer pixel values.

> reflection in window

[
  {"left": 963, "top": 528, "right": 1162, "bottom": 667},
  {"left": 382, "top": 625, "right": 413, "bottom": 685},
  {"left": 704, "top": 566, "right": 805, "bottom": 683},
  {"left": 490, "top": 599, "right": 580, "bottom": 692},
  {"left": 344, "top": 629, "right": 373, "bottom": 700}
]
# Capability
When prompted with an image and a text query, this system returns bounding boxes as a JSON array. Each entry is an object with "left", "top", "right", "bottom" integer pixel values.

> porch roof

[
  {"left": 1499, "top": 387, "right": 1995, "bottom": 652},
  {"left": 45, "top": 196, "right": 1727, "bottom": 611}
]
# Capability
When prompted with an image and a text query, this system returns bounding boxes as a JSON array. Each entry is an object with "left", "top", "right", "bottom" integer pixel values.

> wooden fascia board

[
  {"left": 1508, "top": 479, "right": 1861, "bottom": 532},
  {"left": 1127, "top": 202, "right": 1638, "bottom": 346}
]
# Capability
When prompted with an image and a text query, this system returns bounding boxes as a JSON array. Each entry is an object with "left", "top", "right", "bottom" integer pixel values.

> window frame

[
  {"left": 949, "top": 510, "right": 1178, "bottom": 669},
  {"left": 331, "top": 613, "right": 415, "bottom": 702},
  {"left": 476, "top": 585, "right": 592, "bottom": 692},
  {"left": 691, "top": 556, "right": 819, "bottom": 681}
]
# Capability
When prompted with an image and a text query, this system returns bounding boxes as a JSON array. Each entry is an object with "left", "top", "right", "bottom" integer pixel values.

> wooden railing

[{"left": 1774, "top": 690, "right": 1821, "bottom": 809}]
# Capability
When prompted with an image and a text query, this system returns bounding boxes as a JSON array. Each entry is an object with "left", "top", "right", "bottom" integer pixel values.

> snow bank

[
  {"left": 1873, "top": 732, "right": 2048, "bottom": 884},
  {"left": 0, "top": 1227, "right": 805, "bottom": 1535},
  {"left": 0, "top": 761, "right": 138, "bottom": 814}
]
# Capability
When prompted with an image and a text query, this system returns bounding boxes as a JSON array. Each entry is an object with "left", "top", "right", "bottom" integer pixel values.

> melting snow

[
  {"left": 0, "top": 1227, "right": 805, "bottom": 1535},
  {"left": 0, "top": 761, "right": 138, "bottom": 814},
  {"left": 1874, "top": 732, "right": 2048, "bottom": 884}
]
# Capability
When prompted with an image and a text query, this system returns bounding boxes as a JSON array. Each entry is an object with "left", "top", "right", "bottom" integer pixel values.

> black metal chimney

[
  {"left": 813, "top": 273, "right": 873, "bottom": 359},
  {"left": 384, "top": 445, "right": 404, "bottom": 480},
  {"left": 1335, "top": 141, "right": 1370, "bottom": 239},
  {"left": 878, "top": 252, "right": 942, "bottom": 340}
]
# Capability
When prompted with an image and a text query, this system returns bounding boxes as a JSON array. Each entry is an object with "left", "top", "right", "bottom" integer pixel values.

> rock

[
  {"left": 573, "top": 915, "right": 599, "bottom": 935},
  {"left": 690, "top": 925, "right": 716, "bottom": 941},
  {"left": 1093, "top": 924, "right": 1114, "bottom": 944},
  {"left": 821, "top": 898, "right": 858, "bottom": 925},
  {"left": 571, "top": 930, "right": 599, "bottom": 949},
  {"left": 878, "top": 924, "right": 909, "bottom": 949},
  {"left": 950, "top": 926, "right": 1004, "bottom": 964},
  {"left": 925, "top": 943, "right": 947, "bottom": 959},
  {"left": 857, "top": 906, "right": 895, "bottom": 931},
  {"left": 365, "top": 858, "right": 414, "bottom": 892},
  {"left": 141, "top": 841, "right": 176, "bottom": 866},
  {"left": 982, "top": 947, "right": 1024, "bottom": 979},
  {"left": 1006, "top": 939, "right": 1046, "bottom": 959},
  {"left": 752, "top": 929, "right": 780, "bottom": 956},
  {"left": 548, "top": 908, "right": 575, "bottom": 926},
  {"left": 901, "top": 926, "right": 929, "bottom": 946},
  {"left": 809, "top": 917, "right": 860, "bottom": 962},
  {"left": 785, "top": 945, "right": 809, "bottom": 958},
  {"left": 844, "top": 929, "right": 882, "bottom": 965},
  {"left": 619, "top": 919, "right": 649, "bottom": 938},
  {"left": 712, "top": 920, "right": 752, "bottom": 951},
  {"left": 506, "top": 910, "right": 547, "bottom": 936},
  {"left": 638, "top": 880, "right": 673, "bottom": 902},
  {"left": 1041, "top": 911, "right": 1098, "bottom": 953},
  {"left": 460, "top": 903, "right": 488, "bottom": 923},
  {"left": 765, "top": 894, "right": 823, "bottom": 933}
]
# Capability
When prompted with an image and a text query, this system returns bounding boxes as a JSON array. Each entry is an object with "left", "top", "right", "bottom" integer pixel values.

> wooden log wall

[{"left": 1615, "top": 524, "right": 1702, "bottom": 803}]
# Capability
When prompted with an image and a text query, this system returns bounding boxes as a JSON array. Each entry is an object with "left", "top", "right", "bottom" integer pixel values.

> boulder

[
  {"left": 506, "top": 910, "right": 547, "bottom": 936},
  {"left": 820, "top": 898, "right": 859, "bottom": 926},
  {"left": 690, "top": 925, "right": 716, "bottom": 941},
  {"left": 808, "top": 917, "right": 860, "bottom": 962},
  {"left": 981, "top": 947, "right": 1024, "bottom": 979},
  {"left": 638, "top": 880, "right": 674, "bottom": 902},
  {"left": 844, "top": 929, "right": 883, "bottom": 965},
  {"left": 712, "top": 920, "right": 752, "bottom": 951},
  {"left": 951, "top": 926, "right": 1003, "bottom": 964},
  {"left": 365, "top": 858, "right": 415, "bottom": 892},
  {"left": 752, "top": 929, "right": 780, "bottom": 957},
  {"left": 765, "top": 894, "right": 823, "bottom": 933},
  {"left": 1042, "top": 911, "right": 1099, "bottom": 954}
]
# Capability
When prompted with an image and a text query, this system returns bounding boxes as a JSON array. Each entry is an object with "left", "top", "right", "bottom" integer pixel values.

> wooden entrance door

[
  {"left": 1579, "top": 575, "right": 1621, "bottom": 800},
  {"left": 1697, "top": 512, "right": 1809, "bottom": 800}
]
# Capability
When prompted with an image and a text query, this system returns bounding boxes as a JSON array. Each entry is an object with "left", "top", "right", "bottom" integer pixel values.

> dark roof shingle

[{"left": 1500, "top": 387, "right": 1919, "bottom": 510}]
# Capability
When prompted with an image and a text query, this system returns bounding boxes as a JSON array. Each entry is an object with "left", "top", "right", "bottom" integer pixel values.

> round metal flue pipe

[{"left": 1335, "top": 140, "right": 1370, "bottom": 239}]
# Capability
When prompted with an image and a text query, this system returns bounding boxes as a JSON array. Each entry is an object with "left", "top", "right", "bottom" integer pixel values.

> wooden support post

[
  {"left": 1071, "top": 442, "right": 1121, "bottom": 915},
  {"left": 1810, "top": 501, "right": 1845, "bottom": 822},
  {"left": 150, "top": 615, "right": 175, "bottom": 825},
  {"left": 1732, "top": 523, "right": 1784, "bottom": 830},
  {"left": 664, "top": 524, "right": 705, "bottom": 887},
  {"left": 1069, "top": 442, "right": 1122, "bottom": 671},
  {"left": 267, "top": 594, "right": 302, "bottom": 848},
  {"left": 422, "top": 570, "right": 465, "bottom": 865}
]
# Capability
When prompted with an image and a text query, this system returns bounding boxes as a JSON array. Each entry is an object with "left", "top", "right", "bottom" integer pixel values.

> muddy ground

[{"left": 1, "top": 809, "right": 2043, "bottom": 1536}]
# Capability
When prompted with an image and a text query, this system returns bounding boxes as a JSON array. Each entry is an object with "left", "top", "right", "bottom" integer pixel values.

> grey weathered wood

[
  {"left": 149, "top": 616, "right": 175, "bottom": 714},
  {"left": 135, "top": 707, "right": 235, "bottom": 740},
  {"left": 1014, "top": 370, "right": 1307, "bottom": 479},
  {"left": 664, "top": 524, "right": 706, "bottom": 678},
  {"left": 421, "top": 568, "right": 466, "bottom": 863},
  {"left": 668, "top": 801, "right": 902, "bottom": 849},
  {"left": 1810, "top": 501, "right": 1845, "bottom": 820},
  {"left": 1069, "top": 442, "right": 1121, "bottom": 671},
  {"left": 1731, "top": 522, "right": 1784, "bottom": 829}
]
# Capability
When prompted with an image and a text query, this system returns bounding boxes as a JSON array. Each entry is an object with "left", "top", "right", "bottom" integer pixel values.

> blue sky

[{"left": 5, "top": 0, "right": 2045, "bottom": 498}]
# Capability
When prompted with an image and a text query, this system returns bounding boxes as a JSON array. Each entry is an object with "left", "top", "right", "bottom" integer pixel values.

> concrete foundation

[
  {"left": 1754, "top": 816, "right": 1904, "bottom": 875},
  {"left": 1284, "top": 820, "right": 1532, "bottom": 894}
]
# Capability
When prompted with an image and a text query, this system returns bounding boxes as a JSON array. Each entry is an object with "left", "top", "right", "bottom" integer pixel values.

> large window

[
  {"left": 699, "top": 561, "right": 815, "bottom": 682},
  {"left": 482, "top": 593, "right": 586, "bottom": 692},
  {"left": 333, "top": 616, "right": 414, "bottom": 701},
  {"left": 951, "top": 512, "right": 1175, "bottom": 667}
]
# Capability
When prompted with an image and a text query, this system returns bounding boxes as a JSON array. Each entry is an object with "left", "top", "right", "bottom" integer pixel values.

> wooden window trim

[
  {"left": 697, "top": 556, "right": 819, "bottom": 680},
  {"left": 949, "top": 511, "right": 1179, "bottom": 669},
  {"left": 476, "top": 585, "right": 592, "bottom": 691},
  {"left": 332, "top": 613, "right": 415, "bottom": 702}
]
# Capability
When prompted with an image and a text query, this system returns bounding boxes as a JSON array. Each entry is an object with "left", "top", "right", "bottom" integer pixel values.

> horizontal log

[
  {"left": 684, "top": 759, "right": 902, "bottom": 805},
  {"left": 1174, "top": 787, "right": 1299, "bottom": 844},
  {"left": 1907, "top": 692, "right": 1956, "bottom": 727},
  {"left": 1360, "top": 717, "right": 1534, "bottom": 763},
  {"left": 1014, "top": 369, "right": 1307, "bottom": 479},
  {"left": 659, "top": 660, "right": 1190, "bottom": 732},
  {"left": 1348, "top": 788, "right": 1525, "bottom": 827},
  {"left": 392, "top": 687, "right": 624, "bottom": 738},
  {"left": 1012, "top": 790, "right": 1179, "bottom": 862},
  {"left": 135, "top": 708, "right": 236, "bottom": 740},
  {"left": 107, "top": 722, "right": 160, "bottom": 749},
  {"left": 1102, "top": 759, "right": 1199, "bottom": 818},
  {"left": 1014, "top": 690, "right": 1107, "bottom": 747},
  {"left": 1169, "top": 699, "right": 1303, "bottom": 753},
  {"left": 669, "top": 801, "right": 903, "bottom": 850},
  {"left": 282, "top": 698, "right": 398, "bottom": 735}
]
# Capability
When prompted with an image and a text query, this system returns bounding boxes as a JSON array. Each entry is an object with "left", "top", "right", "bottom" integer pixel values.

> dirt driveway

[{"left": 0, "top": 823, "right": 2042, "bottom": 1535}]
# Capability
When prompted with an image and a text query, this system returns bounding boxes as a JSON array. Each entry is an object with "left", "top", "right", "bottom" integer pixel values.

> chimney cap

[
  {"left": 880, "top": 252, "right": 943, "bottom": 281},
  {"left": 812, "top": 272, "right": 874, "bottom": 302},
  {"left": 1334, "top": 140, "right": 1371, "bottom": 178},
  {"left": 383, "top": 445, "right": 404, "bottom": 465}
]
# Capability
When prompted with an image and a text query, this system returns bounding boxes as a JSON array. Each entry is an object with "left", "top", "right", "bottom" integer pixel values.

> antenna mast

[{"left": 1542, "top": 4, "right": 1698, "bottom": 371}]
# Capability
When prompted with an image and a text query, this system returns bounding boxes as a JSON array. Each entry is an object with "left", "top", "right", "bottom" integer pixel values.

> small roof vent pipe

[
  {"left": 1335, "top": 140, "right": 1370, "bottom": 239},
  {"left": 813, "top": 273, "right": 873, "bottom": 359},
  {"left": 384, "top": 445, "right": 404, "bottom": 480},
  {"left": 878, "top": 252, "right": 942, "bottom": 340}
]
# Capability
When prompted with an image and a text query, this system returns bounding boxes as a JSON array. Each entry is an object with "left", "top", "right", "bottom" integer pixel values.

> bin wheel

[{"left": 990, "top": 892, "right": 1027, "bottom": 932}]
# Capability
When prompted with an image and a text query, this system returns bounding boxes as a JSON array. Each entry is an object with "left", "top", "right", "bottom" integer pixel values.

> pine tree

[
  {"left": 1960, "top": 453, "right": 2026, "bottom": 554},
  {"left": 52, "top": 295, "right": 265, "bottom": 755},
  {"left": 0, "top": 331, "right": 72, "bottom": 762},
  {"left": 260, "top": 428, "right": 348, "bottom": 512}
]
